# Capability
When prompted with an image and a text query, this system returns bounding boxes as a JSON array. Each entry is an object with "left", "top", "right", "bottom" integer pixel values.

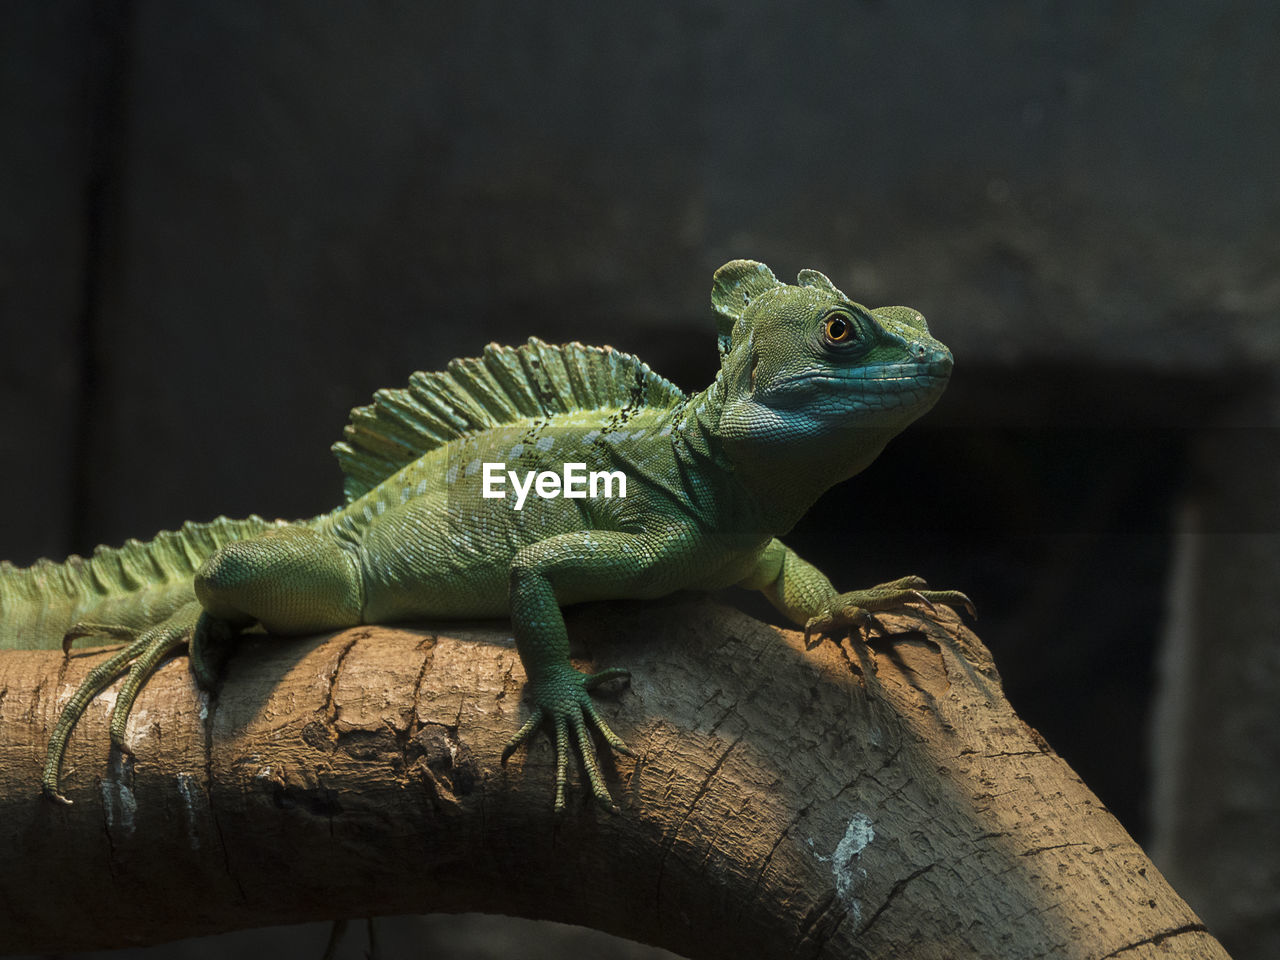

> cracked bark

[{"left": 0, "top": 599, "right": 1231, "bottom": 959}]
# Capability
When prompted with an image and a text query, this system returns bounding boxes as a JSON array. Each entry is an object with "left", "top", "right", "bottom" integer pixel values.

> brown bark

[{"left": 0, "top": 599, "right": 1228, "bottom": 958}]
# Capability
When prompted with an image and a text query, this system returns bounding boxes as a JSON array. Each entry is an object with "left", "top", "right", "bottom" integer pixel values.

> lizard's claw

[
  {"left": 804, "top": 575, "right": 976, "bottom": 647},
  {"left": 804, "top": 606, "right": 882, "bottom": 646},
  {"left": 502, "top": 666, "right": 632, "bottom": 813},
  {"left": 43, "top": 604, "right": 203, "bottom": 803}
]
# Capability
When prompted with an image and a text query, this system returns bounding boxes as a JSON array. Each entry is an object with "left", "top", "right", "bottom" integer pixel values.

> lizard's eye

[{"left": 823, "top": 313, "right": 855, "bottom": 345}]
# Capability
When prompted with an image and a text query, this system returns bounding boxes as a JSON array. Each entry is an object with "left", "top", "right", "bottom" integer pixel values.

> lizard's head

[{"left": 710, "top": 259, "right": 953, "bottom": 481}]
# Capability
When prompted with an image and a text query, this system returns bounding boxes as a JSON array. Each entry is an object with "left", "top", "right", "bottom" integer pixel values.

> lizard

[{"left": 0, "top": 259, "right": 972, "bottom": 811}]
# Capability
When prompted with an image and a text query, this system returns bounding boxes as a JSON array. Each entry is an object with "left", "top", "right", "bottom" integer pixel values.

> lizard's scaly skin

[{"left": 0, "top": 260, "right": 971, "bottom": 809}]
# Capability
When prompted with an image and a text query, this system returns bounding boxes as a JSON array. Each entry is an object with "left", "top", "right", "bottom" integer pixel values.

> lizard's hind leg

[
  {"left": 189, "top": 526, "right": 363, "bottom": 685},
  {"left": 44, "top": 600, "right": 201, "bottom": 803},
  {"left": 192, "top": 525, "right": 364, "bottom": 641}
]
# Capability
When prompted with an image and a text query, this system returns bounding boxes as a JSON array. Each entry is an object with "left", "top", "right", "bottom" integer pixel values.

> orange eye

[{"left": 824, "top": 314, "right": 853, "bottom": 343}]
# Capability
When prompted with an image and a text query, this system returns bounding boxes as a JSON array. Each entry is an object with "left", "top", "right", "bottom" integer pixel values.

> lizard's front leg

[
  {"left": 739, "top": 538, "right": 974, "bottom": 644},
  {"left": 500, "top": 526, "right": 688, "bottom": 813}
]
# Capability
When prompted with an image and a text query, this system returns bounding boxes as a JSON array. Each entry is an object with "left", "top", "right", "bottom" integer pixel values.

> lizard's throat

[{"left": 726, "top": 426, "right": 898, "bottom": 523}]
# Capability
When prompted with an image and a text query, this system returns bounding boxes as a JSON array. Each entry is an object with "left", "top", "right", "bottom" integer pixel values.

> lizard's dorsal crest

[
  {"left": 796, "top": 268, "right": 849, "bottom": 301},
  {"left": 711, "top": 260, "right": 781, "bottom": 355},
  {"left": 332, "top": 338, "right": 684, "bottom": 502}
]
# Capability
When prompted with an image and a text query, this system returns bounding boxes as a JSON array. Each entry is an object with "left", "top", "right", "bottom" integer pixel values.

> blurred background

[{"left": 2, "top": 2, "right": 1277, "bottom": 958}]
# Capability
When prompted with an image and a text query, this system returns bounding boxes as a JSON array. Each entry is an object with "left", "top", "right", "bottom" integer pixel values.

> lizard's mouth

[{"left": 762, "top": 360, "right": 952, "bottom": 402}]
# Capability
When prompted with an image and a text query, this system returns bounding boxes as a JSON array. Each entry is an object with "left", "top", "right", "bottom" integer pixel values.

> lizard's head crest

[
  {"left": 709, "top": 259, "right": 954, "bottom": 483},
  {"left": 712, "top": 260, "right": 784, "bottom": 357}
]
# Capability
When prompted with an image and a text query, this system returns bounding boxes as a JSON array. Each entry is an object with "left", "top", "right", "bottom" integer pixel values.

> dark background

[{"left": 3, "top": 2, "right": 1277, "bottom": 958}]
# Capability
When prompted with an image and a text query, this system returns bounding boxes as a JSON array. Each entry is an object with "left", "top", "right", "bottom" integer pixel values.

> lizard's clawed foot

[
  {"left": 804, "top": 575, "right": 975, "bottom": 647},
  {"left": 43, "top": 602, "right": 206, "bottom": 804},
  {"left": 501, "top": 665, "right": 632, "bottom": 813}
]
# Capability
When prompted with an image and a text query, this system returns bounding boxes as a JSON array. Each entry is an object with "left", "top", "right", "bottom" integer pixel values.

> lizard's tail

[{"left": 0, "top": 515, "right": 289, "bottom": 651}]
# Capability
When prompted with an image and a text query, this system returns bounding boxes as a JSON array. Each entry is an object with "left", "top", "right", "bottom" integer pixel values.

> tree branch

[{"left": 0, "top": 599, "right": 1229, "bottom": 958}]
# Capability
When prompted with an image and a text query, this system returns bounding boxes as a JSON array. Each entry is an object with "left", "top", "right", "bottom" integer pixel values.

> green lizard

[{"left": 0, "top": 260, "right": 971, "bottom": 811}]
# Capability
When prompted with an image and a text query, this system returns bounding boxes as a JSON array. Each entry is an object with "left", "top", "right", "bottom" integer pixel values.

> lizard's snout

[{"left": 910, "top": 340, "right": 953, "bottom": 376}]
